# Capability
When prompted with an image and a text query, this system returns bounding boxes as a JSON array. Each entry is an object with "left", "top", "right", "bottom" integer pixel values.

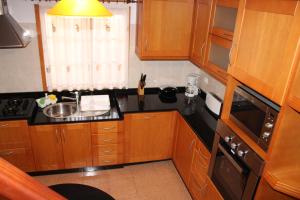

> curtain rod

[{"left": 29, "top": 0, "right": 138, "bottom": 3}]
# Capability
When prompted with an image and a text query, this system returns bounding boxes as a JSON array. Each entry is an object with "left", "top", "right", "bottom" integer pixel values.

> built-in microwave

[{"left": 230, "top": 85, "right": 280, "bottom": 151}]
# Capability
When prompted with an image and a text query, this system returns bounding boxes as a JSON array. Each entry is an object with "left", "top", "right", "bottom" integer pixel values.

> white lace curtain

[{"left": 40, "top": 6, "right": 129, "bottom": 91}]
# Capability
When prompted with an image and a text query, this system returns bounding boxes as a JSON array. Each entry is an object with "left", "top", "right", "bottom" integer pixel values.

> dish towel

[{"left": 80, "top": 95, "right": 110, "bottom": 111}]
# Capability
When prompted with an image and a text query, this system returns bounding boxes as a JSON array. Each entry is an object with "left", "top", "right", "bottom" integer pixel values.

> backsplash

[{"left": 0, "top": 1, "right": 226, "bottom": 100}]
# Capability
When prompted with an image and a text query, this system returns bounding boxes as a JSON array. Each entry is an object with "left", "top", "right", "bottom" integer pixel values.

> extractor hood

[{"left": 0, "top": 0, "right": 31, "bottom": 48}]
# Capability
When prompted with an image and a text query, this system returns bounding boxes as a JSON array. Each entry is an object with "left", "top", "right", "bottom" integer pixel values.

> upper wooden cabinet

[
  {"left": 173, "top": 115, "right": 196, "bottom": 185},
  {"left": 124, "top": 112, "right": 176, "bottom": 163},
  {"left": 190, "top": 0, "right": 238, "bottom": 84},
  {"left": 0, "top": 120, "right": 35, "bottom": 172},
  {"left": 30, "top": 123, "right": 92, "bottom": 171},
  {"left": 228, "top": 0, "right": 300, "bottom": 105},
  {"left": 190, "top": 0, "right": 213, "bottom": 66},
  {"left": 136, "top": 0, "right": 194, "bottom": 59}
]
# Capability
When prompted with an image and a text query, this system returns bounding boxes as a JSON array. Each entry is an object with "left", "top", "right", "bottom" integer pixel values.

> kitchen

[{"left": 0, "top": 0, "right": 299, "bottom": 200}]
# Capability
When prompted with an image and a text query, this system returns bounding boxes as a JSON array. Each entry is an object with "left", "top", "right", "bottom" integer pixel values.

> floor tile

[{"left": 34, "top": 160, "right": 191, "bottom": 200}]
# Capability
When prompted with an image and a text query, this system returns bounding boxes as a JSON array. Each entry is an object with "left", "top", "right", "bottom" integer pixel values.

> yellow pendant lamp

[{"left": 47, "top": 0, "right": 112, "bottom": 17}]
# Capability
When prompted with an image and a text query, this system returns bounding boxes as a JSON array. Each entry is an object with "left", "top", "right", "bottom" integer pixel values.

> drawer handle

[
  {"left": 0, "top": 124, "right": 9, "bottom": 127},
  {"left": 103, "top": 150, "right": 112, "bottom": 153},
  {"left": 103, "top": 139, "right": 113, "bottom": 142},
  {"left": 0, "top": 151, "right": 14, "bottom": 156},
  {"left": 102, "top": 126, "right": 115, "bottom": 130},
  {"left": 103, "top": 160, "right": 112, "bottom": 163}
]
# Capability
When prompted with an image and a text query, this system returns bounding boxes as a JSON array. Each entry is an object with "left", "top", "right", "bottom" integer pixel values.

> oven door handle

[{"left": 218, "top": 144, "right": 244, "bottom": 174}]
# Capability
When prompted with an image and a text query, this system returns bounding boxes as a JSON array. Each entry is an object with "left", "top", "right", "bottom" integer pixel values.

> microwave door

[{"left": 231, "top": 96, "right": 266, "bottom": 139}]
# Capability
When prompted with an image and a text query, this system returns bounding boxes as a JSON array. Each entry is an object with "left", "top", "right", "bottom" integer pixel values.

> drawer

[
  {"left": 91, "top": 121, "right": 124, "bottom": 134},
  {"left": 92, "top": 132, "right": 121, "bottom": 145},
  {"left": 93, "top": 154, "right": 122, "bottom": 166},
  {"left": 0, "top": 120, "right": 31, "bottom": 150},
  {"left": 0, "top": 148, "right": 35, "bottom": 172},
  {"left": 93, "top": 144, "right": 123, "bottom": 156}
]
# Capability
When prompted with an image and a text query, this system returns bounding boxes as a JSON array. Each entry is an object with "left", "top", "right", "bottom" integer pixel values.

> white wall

[{"left": 0, "top": 0, "right": 225, "bottom": 99}]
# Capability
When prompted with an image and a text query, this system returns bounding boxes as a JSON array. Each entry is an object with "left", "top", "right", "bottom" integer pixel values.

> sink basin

[{"left": 43, "top": 102, "right": 77, "bottom": 119}]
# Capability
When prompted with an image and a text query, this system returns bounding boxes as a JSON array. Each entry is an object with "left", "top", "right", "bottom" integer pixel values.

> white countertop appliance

[{"left": 185, "top": 74, "right": 199, "bottom": 98}]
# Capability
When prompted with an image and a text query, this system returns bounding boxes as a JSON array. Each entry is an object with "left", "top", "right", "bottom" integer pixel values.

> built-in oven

[
  {"left": 208, "top": 120, "right": 264, "bottom": 200},
  {"left": 230, "top": 85, "right": 280, "bottom": 151}
]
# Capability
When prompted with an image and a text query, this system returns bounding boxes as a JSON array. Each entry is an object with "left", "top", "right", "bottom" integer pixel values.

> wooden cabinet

[
  {"left": 30, "top": 123, "right": 91, "bottom": 171},
  {"left": 61, "top": 123, "right": 92, "bottom": 169},
  {"left": 125, "top": 112, "right": 176, "bottom": 163},
  {"left": 91, "top": 121, "right": 124, "bottom": 166},
  {"left": 188, "top": 139, "right": 211, "bottom": 200},
  {"left": 204, "top": 0, "right": 238, "bottom": 83},
  {"left": 136, "top": 0, "right": 194, "bottom": 59},
  {"left": 190, "top": 0, "right": 213, "bottom": 67},
  {"left": 288, "top": 55, "right": 300, "bottom": 112},
  {"left": 0, "top": 120, "right": 35, "bottom": 172},
  {"left": 30, "top": 125, "right": 64, "bottom": 171},
  {"left": 255, "top": 178, "right": 297, "bottom": 200},
  {"left": 190, "top": 0, "right": 238, "bottom": 84},
  {"left": 173, "top": 115, "right": 196, "bottom": 185},
  {"left": 229, "top": 0, "right": 300, "bottom": 105},
  {"left": 203, "top": 176, "right": 224, "bottom": 200}
]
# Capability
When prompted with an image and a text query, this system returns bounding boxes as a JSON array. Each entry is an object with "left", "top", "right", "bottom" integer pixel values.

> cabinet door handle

[
  {"left": 189, "top": 139, "right": 195, "bottom": 152},
  {"left": 0, "top": 151, "right": 14, "bottom": 156},
  {"left": 55, "top": 129, "right": 61, "bottom": 143},
  {"left": 229, "top": 43, "right": 236, "bottom": 66},
  {"left": 145, "top": 39, "right": 148, "bottom": 51},
  {"left": 200, "top": 42, "right": 205, "bottom": 61},
  {"left": 62, "top": 129, "right": 66, "bottom": 143},
  {"left": 103, "top": 139, "right": 113, "bottom": 142},
  {"left": 0, "top": 124, "right": 8, "bottom": 127},
  {"left": 103, "top": 126, "right": 115, "bottom": 130}
]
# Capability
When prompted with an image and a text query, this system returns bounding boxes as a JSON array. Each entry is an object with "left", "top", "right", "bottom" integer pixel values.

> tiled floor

[{"left": 34, "top": 160, "right": 192, "bottom": 200}]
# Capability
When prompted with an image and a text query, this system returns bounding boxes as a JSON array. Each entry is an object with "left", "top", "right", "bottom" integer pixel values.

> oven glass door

[
  {"left": 231, "top": 90, "right": 266, "bottom": 138},
  {"left": 211, "top": 141, "right": 250, "bottom": 200}
]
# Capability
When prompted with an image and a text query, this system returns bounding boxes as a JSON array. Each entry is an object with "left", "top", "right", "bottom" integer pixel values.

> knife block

[{"left": 137, "top": 81, "right": 144, "bottom": 96}]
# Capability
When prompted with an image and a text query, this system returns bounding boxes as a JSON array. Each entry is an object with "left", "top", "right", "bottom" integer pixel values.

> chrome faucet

[{"left": 61, "top": 91, "right": 80, "bottom": 111}]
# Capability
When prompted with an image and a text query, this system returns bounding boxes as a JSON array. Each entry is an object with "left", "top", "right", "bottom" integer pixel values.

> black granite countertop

[
  {"left": 0, "top": 87, "right": 219, "bottom": 152},
  {"left": 114, "top": 88, "right": 219, "bottom": 152}
]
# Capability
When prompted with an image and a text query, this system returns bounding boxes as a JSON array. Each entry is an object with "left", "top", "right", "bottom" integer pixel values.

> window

[{"left": 40, "top": 6, "right": 129, "bottom": 91}]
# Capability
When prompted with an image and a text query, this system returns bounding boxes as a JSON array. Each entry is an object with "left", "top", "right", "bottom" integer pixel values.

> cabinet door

[
  {"left": 125, "top": 112, "right": 176, "bottom": 163},
  {"left": 190, "top": 0, "right": 213, "bottom": 66},
  {"left": 0, "top": 121, "right": 31, "bottom": 150},
  {"left": 289, "top": 57, "right": 300, "bottom": 112},
  {"left": 30, "top": 125, "right": 64, "bottom": 171},
  {"left": 203, "top": 176, "right": 224, "bottom": 200},
  {"left": 137, "top": 0, "right": 194, "bottom": 59},
  {"left": 229, "top": 0, "right": 300, "bottom": 105},
  {"left": 173, "top": 115, "right": 196, "bottom": 185},
  {"left": 61, "top": 123, "right": 92, "bottom": 169}
]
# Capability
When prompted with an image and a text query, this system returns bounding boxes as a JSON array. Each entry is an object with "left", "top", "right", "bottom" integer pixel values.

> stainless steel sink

[{"left": 43, "top": 102, "right": 77, "bottom": 119}]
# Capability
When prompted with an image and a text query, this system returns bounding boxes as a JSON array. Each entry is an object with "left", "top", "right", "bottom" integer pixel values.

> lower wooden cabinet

[
  {"left": 204, "top": 176, "right": 224, "bottom": 200},
  {"left": 0, "top": 120, "right": 35, "bottom": 172},
  {"left": 255, "top": 178, "right": 297, "bottom": 200},
  {"left": 173, "top": 115, "right": 196, "bottom": 185},
  {"left": 61, "top": 123, "right": 92, "bottom": 169},
  {"left": 189, "top": 139, "right": 211, "bottom": 200},
  {"left": 124, "top": 112, "right": 176, "bottom": 163},
  {"left": 91, "top": 121, "right": 124, "bottom": 166},
  {"left": 30, "top": 123, "right": 92, "bottom": 171}
]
